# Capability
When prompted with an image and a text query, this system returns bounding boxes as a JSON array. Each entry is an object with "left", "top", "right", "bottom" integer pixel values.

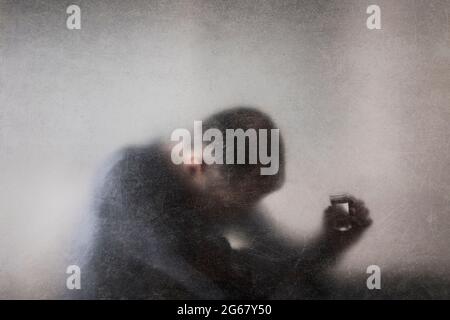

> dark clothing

[{"left": 80, "top": 144, "right": 331, "bottom": 299}]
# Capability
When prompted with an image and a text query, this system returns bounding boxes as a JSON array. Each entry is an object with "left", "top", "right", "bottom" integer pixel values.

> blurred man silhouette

[{"left": 79, "top": 107, "right": 372, "bottom": 299}]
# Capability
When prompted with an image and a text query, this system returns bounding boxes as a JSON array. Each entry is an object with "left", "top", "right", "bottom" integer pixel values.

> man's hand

[
  {"left": 273, "top": 195, "right": 372, "bottom": 296},
  {"left": 322, "top": 195, "right": 372, "bottom": 251}
]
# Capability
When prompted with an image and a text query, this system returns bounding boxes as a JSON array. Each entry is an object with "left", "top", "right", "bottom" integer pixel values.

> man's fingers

[
  {"left": 324, "top": 195, "right": 372, "bottom": 232},
  {"left": 350, "top": 214, "right": 372, "bottom": 228},
  {"left": 349, "top": 201, "right": 372, "bottom": 227},
  {"left": 324, "top": 205, "right": 348, "bottom": 219}
]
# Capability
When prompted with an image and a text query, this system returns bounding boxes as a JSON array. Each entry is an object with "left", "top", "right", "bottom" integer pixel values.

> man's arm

[
  {"left": 299, "top": 196, "right": 372, "bottom": 271},
  {"left": 270, "top": 196, "right": 372, "bottom": 298}
]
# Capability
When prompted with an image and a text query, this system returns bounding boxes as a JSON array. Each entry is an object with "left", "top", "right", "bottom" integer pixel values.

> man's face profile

[{"left": 171, "top": 108, "right": 285, "bottom": 208}]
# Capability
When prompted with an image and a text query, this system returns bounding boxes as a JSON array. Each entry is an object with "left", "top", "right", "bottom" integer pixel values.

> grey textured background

[{"left": 1, "top": 0, "right": 449, "bottom": 298}]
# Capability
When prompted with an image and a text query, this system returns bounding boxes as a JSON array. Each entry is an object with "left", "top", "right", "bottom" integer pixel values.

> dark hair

[{"left": 203, "top": 107, "right": 285, "bottom": 194}]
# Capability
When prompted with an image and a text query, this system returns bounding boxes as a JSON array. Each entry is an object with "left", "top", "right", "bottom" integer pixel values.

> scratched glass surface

[{"left": 0, "top": 0, "right": 449, "bottom": 298}]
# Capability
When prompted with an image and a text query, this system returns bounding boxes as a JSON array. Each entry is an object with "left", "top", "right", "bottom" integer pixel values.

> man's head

[{"left": 172, "top": 107, "right": 285, "bottom": 208}]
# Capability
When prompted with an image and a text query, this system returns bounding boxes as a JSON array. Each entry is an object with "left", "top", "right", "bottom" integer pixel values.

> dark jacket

[{"left": 77, "top": 143, "right": 329, "bottom": 299}]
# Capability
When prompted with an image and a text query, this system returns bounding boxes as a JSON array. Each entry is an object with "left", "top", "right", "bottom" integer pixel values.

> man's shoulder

[
  {"left": 92, "top": 142, "right": 169, "bottom": 201},
  {"left": 103, "top": 143, "right": 163, "bottom": 178}
]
